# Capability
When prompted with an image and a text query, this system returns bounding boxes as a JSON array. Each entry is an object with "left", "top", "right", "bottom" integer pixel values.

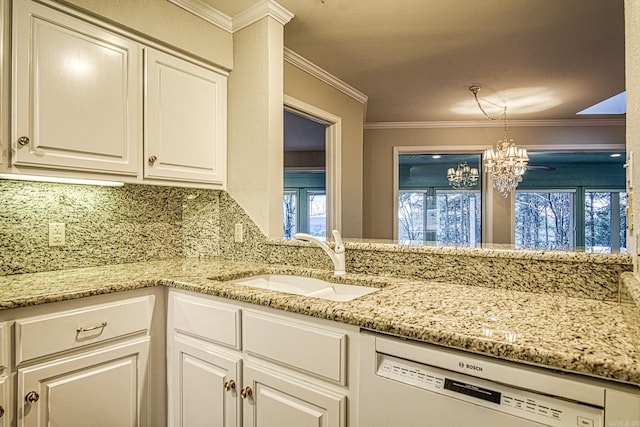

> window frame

[
  {"left": 583, "top": 188, "right": 627, "bottom": 253},
  {"left": 283, "top": 187, "right": 327, "bottom": 238},
  {"left": 514, "top": 187, "right": 627, "bottom": 252},
  {"left": 393, "top": 146, "right": 489, "bottom": 242},
  {"left": 514, "top": 189, "right": 576, "bottom": 249}
]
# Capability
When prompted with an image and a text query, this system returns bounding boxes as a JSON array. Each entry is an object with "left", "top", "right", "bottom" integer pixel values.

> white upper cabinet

[
  {"left": 145, "top": 48, "right": 227, "bottom": 186},
  {"left": 12, "top": 0, "right": 140, "bottom": 175},
  {"left": 9, "top": 0, "right": 227, "bottom": 188}
]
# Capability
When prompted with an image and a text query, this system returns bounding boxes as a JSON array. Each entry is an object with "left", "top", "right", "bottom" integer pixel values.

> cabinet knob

[
  {"left": 224, "top": 379, "right": 236, "bottom": 392},
  {"left": 148, "top": 155, "right": 158, "bottom": 165},
  {"left": 240, "top": 386, "right": 253, "bottom": 399},
  {"left": 25, "top": 391, "right": 40, "bottom": 403},
  {"left": 17, "top": 136, "right": 30, "bottom": 146},
  {"left": 0, "top": 405, "right": 4, "bottom": 417}
]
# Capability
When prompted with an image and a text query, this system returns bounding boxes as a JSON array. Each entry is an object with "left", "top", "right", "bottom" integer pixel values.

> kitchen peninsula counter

[{"left": 1, "top": 257, "right": 639, "bottom": 387}]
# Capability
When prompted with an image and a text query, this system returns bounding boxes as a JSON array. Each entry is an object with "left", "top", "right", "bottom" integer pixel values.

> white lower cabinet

[
  {"left": 0, "top": 376, "right": 8, "bottom": 427},
  {"left": 0, "top": 322, "right": 9, "bottom": 427},
  {"left": 17, "top": 338, "right": 149, "bottom": 427},
  {"left": 167, "top": 289, "right": 357, "bottom": 427},
  {"left": 170, "top": 334, "right": 241, "bottom": 427},
  {"left": 0, "top": 291, "right": 160, "bottom": 427},
  {"left": 242, "top": 362, "right": 345, "bottom": 427}
]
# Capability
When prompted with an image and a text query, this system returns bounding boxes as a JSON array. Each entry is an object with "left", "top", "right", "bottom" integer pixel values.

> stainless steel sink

[{"left": 230, "top": 274, "right": 378, "bottom": 302}]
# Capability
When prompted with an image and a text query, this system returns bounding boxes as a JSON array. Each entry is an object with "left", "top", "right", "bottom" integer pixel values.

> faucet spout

[{"left": 295, "top": 230, "right": 346, "bottom": 276}]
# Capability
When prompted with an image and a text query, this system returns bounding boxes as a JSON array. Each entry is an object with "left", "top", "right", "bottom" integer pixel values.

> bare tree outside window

[
  {"left": 398, "top": 191, "right": 480, "bottom": 245},
  {"left": 398, "top": 192, "right": 425, "bottom": 242},
  {"left": 585, "top": 191, "right": 627, "bottom": 252},
  {"left": 437, "top": 192, "right": 480, "bottom": 245},
  {"left": 283, "top": 191, "right": 297, "bottom": 239},
  {"left": 515, "top": 192, "right": 572, "bottom": 249}
]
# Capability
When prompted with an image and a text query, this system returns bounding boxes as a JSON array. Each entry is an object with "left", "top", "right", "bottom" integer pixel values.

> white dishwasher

[{"left": 359, "top": 331, "right": 640, "bottom": 427}]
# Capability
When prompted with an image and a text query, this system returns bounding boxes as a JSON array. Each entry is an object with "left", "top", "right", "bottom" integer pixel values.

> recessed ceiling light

[
  {"left": 610, "top": 153, "right": 622, "bottom": 158},
  {"left": 432, "top": 155, "right": 442, "bottom": 159}
]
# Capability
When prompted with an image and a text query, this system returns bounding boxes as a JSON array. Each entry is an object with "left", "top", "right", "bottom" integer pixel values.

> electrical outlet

[
  {"left": 49, "top": 223, "right": 65, "bottom": 247},
  {"left": 234, "top": 223, "right": 243, "bottom": 243}
]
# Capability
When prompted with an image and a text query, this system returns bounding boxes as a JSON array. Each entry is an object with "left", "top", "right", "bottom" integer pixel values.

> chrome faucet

[{"left": 295, "top": 230, "right": 346, "bottom": 276}]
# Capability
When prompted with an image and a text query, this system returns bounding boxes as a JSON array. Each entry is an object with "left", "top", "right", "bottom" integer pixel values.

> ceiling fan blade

[{"left": 526, "top": 165, "right": 556, "bottom": 172}]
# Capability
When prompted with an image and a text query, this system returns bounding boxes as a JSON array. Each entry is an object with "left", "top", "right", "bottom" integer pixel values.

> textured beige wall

[
  {"left": 55, "top": 0, "right": 233, "bottom": 69},
  {"left": 228, "top": 17, "right": 284, "bottom": 238},
  {"left": 363, "top": 125, "right": 626, "bottom": 240},
  {"left": 284, "top": 62, "right": 365, "bottom": 238},
  {"left": 626, "top": 0, "right": 640, "bottom": 266}
]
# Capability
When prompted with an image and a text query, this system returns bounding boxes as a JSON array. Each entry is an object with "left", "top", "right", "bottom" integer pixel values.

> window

[
  {"left": 584, "top": 191, "right": 627, "bottom": 253},
  {"left": 436, "top": 190, "right": 481, "bottom": 245},
  {"left": 397, "top": 153, "right": 482, "bottom": 246},
  {"left": 515, "top": 191, "right": 574, "bottom": 249},
  {"left": 398, "top": 192, "right": 426, "bottom": 242},
  {"left": 283, "top": 172, "right": 326, "bottom": 239},
  {"left": 395, "top": 150, "right": 626, "bottom": 251},
  {"left": 307, "top": 191, "right": 327, "bottom": 237},
  {"left": 515, "top": 151, "right": 627, "bottom": 253},
  {"left": 283, "top": 190, "right": 297, "bottom": 239},
  {"left": 515, "top": 189, "right": 627, "bottom": 252},
  {"left": 398, "top": 190, "right": 481, "bottom": 245}
]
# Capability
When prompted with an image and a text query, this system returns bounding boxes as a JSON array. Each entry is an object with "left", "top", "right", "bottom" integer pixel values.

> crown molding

[
  {"left": 233, "top": 0, "right": 294, "bottom": 32},
  {"left": 168, "top": 0, "right": 293, "bottom": 33},
  {"left": 284, "top": 48, "right": 369, "bottom": 105},
  {"left": 167, "top": 0, "right": 233, "bottom": 32},
  {"left": 364, "top": 118, "right": 626, "bottom": 130}
]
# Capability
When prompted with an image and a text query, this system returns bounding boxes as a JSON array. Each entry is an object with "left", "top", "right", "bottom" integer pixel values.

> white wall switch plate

[{"left": 49, "top": 223, "right": 65, "bottom": 246}]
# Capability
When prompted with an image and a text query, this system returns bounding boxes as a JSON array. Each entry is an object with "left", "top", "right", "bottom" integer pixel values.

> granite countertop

[{"left": 1, "top": 257, "right": 639, "bottom": 387}]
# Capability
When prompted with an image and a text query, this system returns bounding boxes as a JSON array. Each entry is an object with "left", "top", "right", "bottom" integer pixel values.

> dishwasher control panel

[{"left": 376, "top": 353, "right": 604, "bottom": 427}]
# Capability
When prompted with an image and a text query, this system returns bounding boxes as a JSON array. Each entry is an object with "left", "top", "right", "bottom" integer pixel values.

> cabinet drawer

[
  {"left": 170, "top": 292, "right": 241, "bottom": 349},
  {"left": 244, "top": 311, "right": 347, "bottom": 384},
  {"left": 15, "top": 296, "right": 154, "bottom": 364}
]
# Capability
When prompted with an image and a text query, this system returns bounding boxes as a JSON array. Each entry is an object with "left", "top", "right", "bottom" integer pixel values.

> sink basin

[{"left": 230, "top": 274, "right": 378, "bottom": 302}]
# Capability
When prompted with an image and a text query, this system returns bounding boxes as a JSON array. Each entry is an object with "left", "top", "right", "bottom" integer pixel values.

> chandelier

[
  {"left": 447, "top": 162, "right": 479, "bottom": 190},
  {"left": 469, "top": 86, "right": 529, "bottom": 197}
]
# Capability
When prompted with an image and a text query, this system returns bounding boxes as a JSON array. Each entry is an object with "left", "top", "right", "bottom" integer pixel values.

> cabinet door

[
  {"left": 17, "top": 338, "right": 149, "bottom": 427},
  {"left": 12, "top": 0, "right": 140, "bottom": 175},
  {"left": 0, "top": 376, "right": 9, "bottom": 427},
  {"left": 243, "top": 363, "right": 346, "bottom": 427},
  {"left": 169, "top": 335, "right": 241, "bottom": 427},
  {"left": 145, "top": 48, "right": 227, "bottom": 186},
  {"left": 0, "top": 323, "right": 8, "bottom": 427}
]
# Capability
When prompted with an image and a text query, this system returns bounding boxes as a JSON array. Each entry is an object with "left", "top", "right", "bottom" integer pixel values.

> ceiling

[
  {"left": 284, "top": 110, "right": 325, "bottom": 151},
  {"left": 204, "top": 0, "right": 625, "bottom": 124}
]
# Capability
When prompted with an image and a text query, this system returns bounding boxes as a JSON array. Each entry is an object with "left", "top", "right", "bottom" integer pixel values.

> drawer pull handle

[
  {"left": 148, "top": 155, "right": 158, "bottom": 165},
  {"left": 17, "top": 136, "right": 30, "bottom": 146},
  {"left": 224, "top": 379, "right": 236, "bottom": 392},
  {"left": 240, "top": 386, "right": 253, "bottom": 399},
  {"left": 25, "top": 391, "right": 39, "bottom": 404},
  {"left": 0, "top": 405, "right": 4, "bottom": 417},
  {"left": 76, "top": 321, "right": 107, "bottom": 334}
]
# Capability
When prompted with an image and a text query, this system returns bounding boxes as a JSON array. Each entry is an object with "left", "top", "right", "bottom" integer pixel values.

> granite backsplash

[{"left": 0, "top": 179, "right": 633, "bottom": 301}]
